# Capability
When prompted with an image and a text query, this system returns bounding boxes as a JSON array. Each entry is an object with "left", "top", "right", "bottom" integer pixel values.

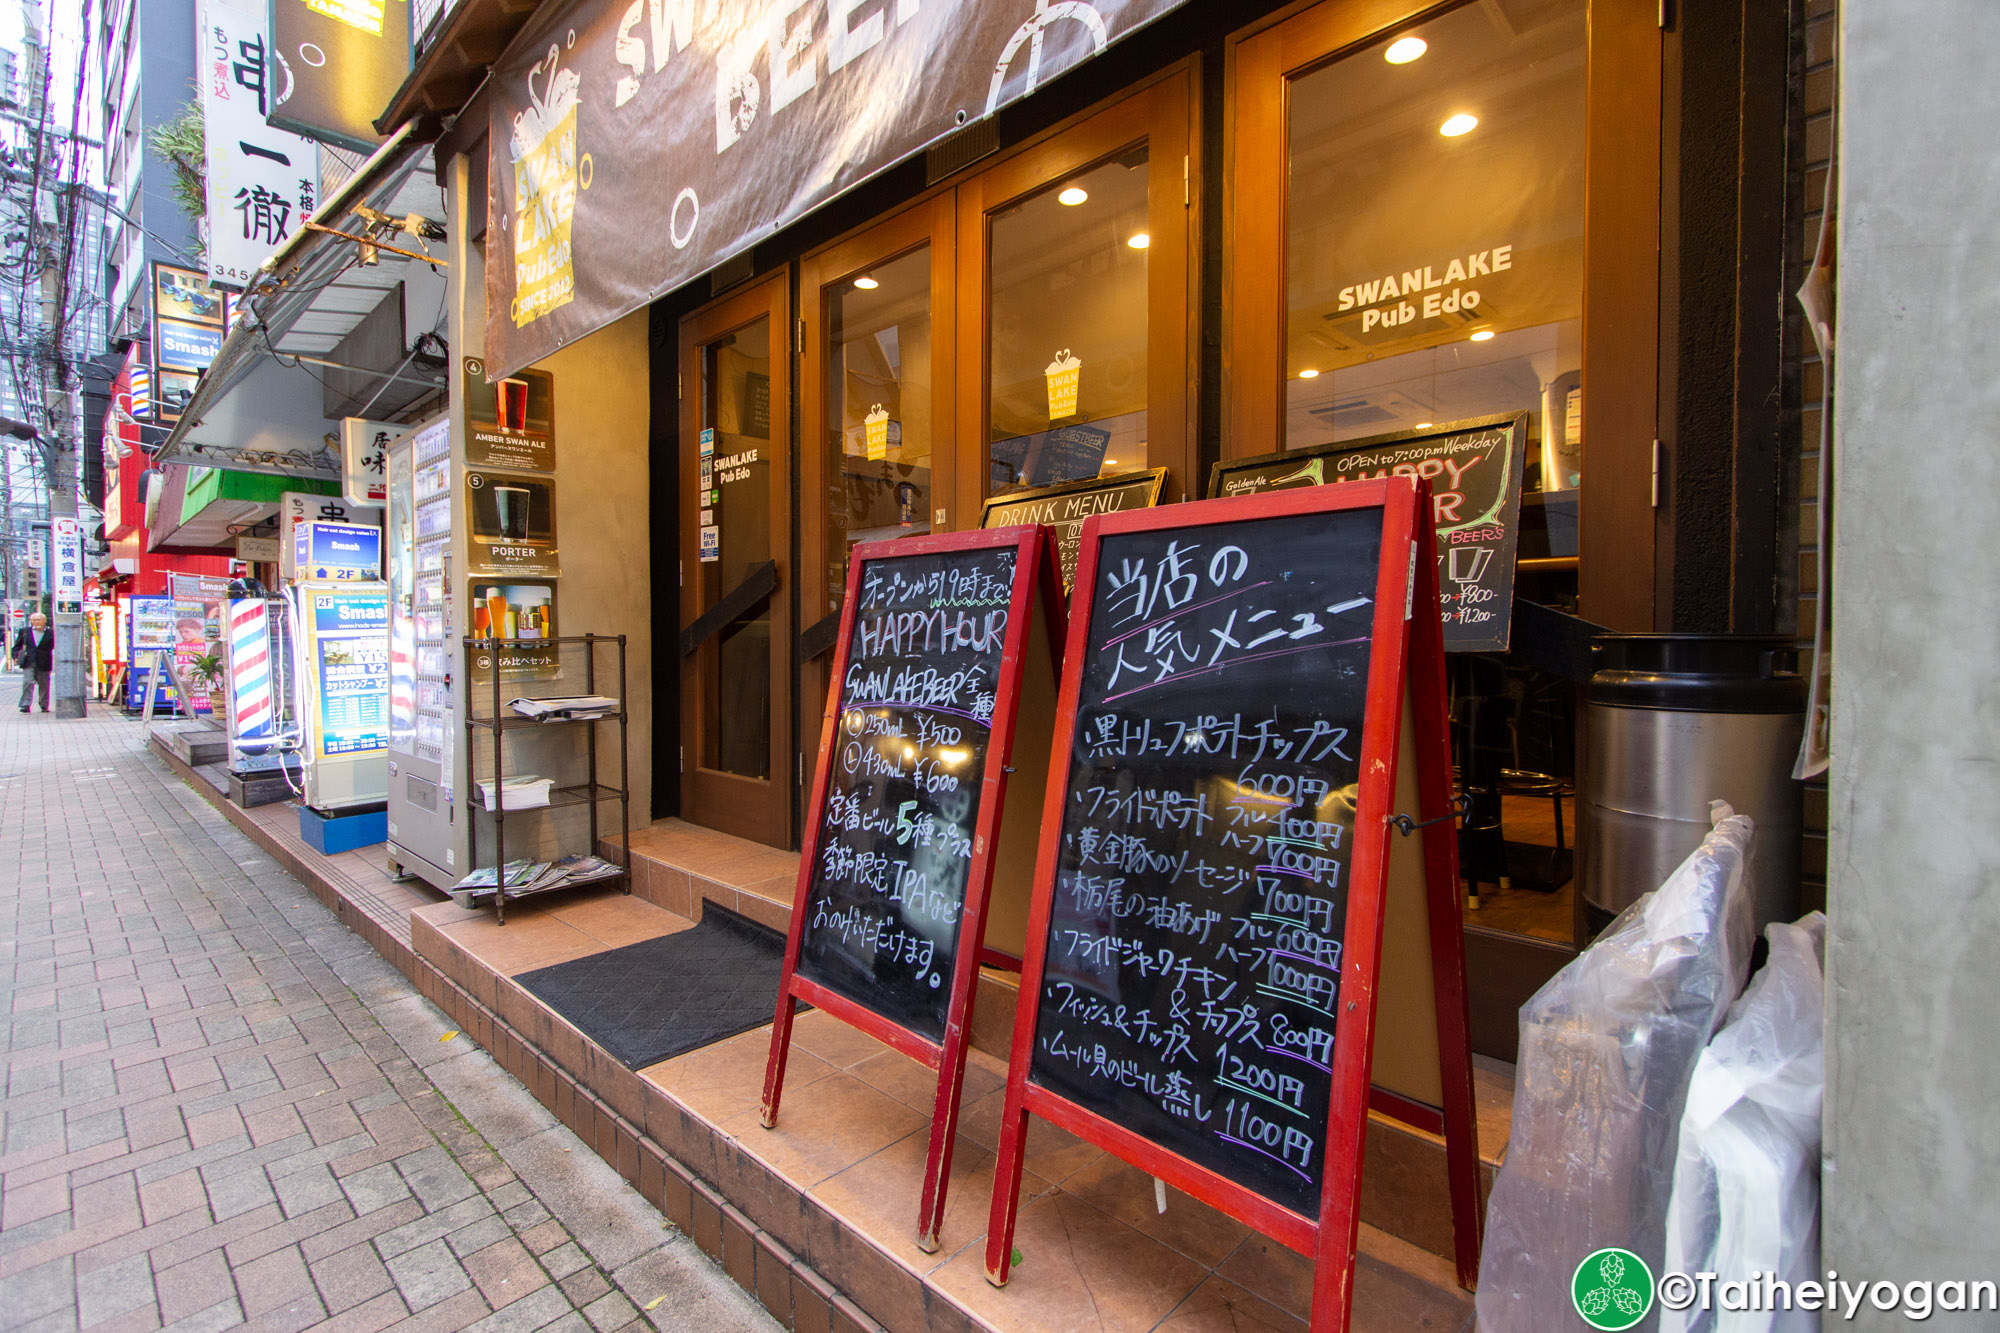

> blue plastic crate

[{"left": 299, "top": 804, "right": 388, "bottom": 855}]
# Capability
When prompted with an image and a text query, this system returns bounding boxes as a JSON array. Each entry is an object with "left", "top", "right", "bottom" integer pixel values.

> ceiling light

[
  {"left": 1468, "top": 329, "right": 1495, "bottom": 342},
  {"left": 852, "top": 276, "right": 878, "bottom": 290},
  {"left": 1415, "top": 421, "right": 1434, "bottom": 429},
  {"left": 1385, "top": 36, "right": 1427, "bottom": 64},
  {"left": 1127, "top": 232, "right": 1150, "bottom": 249},
  {"left": 1296, "top": 368, "right": 1320, "bottom": 380},
  {"left": 1058, "top": 187, "right": 1088, "bottom": 206},
  {"left": 1440, "top": 113, "right": 1478, "bottom": 137},
  {"left": 1104, "top": 458, "right": 1119, "bottom": 466}
]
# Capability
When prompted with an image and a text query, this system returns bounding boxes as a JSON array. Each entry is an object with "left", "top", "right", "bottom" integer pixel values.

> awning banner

[{"left": 484, "top": 0, "right": 1189, "bottom": 378}]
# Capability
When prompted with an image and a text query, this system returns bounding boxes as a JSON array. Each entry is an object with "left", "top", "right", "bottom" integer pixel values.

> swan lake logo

[{"left": 1572, "top": 1248, "right": 1655, "bottom": 1330}]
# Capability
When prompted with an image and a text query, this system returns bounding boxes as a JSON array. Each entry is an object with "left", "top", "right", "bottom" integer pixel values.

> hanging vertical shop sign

[
  {"left": 484, "top": 0, "right": 1195, "bottom": 380},
  {"left": 267, "top": 0, "right": 413, "bottom": 153},
  {"left": 200, "top": 0, "right": 319, "bottom": 288},
  {"left": 340, "top": 417, "right": 395, "bottom": 506}
]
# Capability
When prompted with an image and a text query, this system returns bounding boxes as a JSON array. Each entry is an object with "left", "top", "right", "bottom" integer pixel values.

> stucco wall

[{"left": 1823, "top": 0, "right": 2000, "bottom": 1315}]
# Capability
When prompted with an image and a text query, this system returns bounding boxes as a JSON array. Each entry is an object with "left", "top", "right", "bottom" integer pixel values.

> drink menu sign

[
  {"left": 1208, "top": 413, "right": 1529, "bottom": 653},
  {"left": 765, "top": 526, "right": 1062, "bottom": 1252},
  {"left": 985, "top": 481, "right": 1486, "bottom": 1324},
  {"left": 980, "top": 468, "right": 1169, "bottom": 593}
]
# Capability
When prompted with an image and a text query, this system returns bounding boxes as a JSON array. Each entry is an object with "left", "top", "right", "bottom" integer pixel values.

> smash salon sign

[
  {"left": 1338, "top": 244, "right": 1514, "bottom": 334},
  {"left": 487, "top": 0, "right": 1192, "bottom": 380}
]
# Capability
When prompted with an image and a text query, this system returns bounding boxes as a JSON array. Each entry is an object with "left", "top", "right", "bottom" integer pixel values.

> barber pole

[{"left": 227, "top": 598, "right": 273, "bottom": 739}]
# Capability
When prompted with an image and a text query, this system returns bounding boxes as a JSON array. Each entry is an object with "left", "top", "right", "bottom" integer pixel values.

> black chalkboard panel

[
  {"left": 1026, "top": 507, "right": 1385, "bottom": 1218},
  {"left": 980, "top": 469, "right": 1168, "bottom": 593},
  {"left": 792, "top": 544, "right": 1020, "bottom": 1043},
  {"left": 1207, "top": 413, "right": 1528, "bottom": 652}
]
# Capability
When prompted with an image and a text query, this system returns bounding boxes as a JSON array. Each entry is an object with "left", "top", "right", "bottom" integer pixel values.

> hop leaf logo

[{"left": 1571, "top": 1248, "right": 1655, "bottom": 1330}]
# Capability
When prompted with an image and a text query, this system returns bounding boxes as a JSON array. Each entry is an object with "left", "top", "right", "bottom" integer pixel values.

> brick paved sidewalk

[{"left": 0, "top": 704, "right": 779, "bottom": 1333}]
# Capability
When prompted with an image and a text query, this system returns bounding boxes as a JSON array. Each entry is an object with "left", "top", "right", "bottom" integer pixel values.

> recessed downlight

[
  {"left": 1127, "top": 232, "right": 1151, "bottom": 249},
  {"left": 1385, "top": 36, "right": 1427, "bottom": 64},
  {"left": 1440, "top": 113, "right": 1479, "bottom": 137},
  {"left": 1415, "top": 421, "right": 1434, "bottom": 429},
  {"left": 1058, "top": 186, "right": 1088, "bottom": 206},
  {"left": 853, "top": 276, "right": 879, "bottom": 290},
  {"left": 1296, "top": 368, "right": 1320, "bottom": 380},
  {"left": 1468, "top": 329, "right": 1496, "bottom": 342}
]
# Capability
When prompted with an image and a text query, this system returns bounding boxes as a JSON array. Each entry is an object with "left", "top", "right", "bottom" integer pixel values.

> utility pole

[{"left": 9, "top": 0, "right": 96, "bottom": 717}]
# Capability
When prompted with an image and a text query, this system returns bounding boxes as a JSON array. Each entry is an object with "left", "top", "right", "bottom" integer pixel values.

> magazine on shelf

[
  {"left": 507, "top": 695, "right": 619, "bottom": 721},
  {"left": 447, "top": 853, "right": 624, "bottom": 908},
  {"left": 474, "top": 774, "right": 553, "bottom": 810}
]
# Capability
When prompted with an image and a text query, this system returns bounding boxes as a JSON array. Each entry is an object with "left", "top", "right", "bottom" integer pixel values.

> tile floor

[{"left": 159, "top": 767, "right": 1495, "bottom": 1333}]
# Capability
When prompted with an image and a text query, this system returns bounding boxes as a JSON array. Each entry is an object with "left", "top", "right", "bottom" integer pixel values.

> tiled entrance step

[
  {"left": 415, "top": 880, "right": 1515, "bottom": 1333},
  {"left": 611, "top": 819, "right": 1514, "bottom": 1258}
]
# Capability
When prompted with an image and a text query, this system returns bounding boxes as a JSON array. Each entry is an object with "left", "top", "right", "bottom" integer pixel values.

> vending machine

[
  {"left": 291, "top": 582, "right": 390, "bottom": 809},
  {"left": 284, "top": 511, "right": 391, "bottom": 815},
  {"left": 384, "top": 416, "right": 458, "bottom": 883}
]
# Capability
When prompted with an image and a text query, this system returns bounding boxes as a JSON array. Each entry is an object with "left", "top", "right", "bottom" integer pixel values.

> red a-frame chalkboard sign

[
  {"left": 984, "top": 478, "right": 1483, "bottom": 1330},
  {"left": 763, "top": 525, "right": 1065, "bottom": 1252}
]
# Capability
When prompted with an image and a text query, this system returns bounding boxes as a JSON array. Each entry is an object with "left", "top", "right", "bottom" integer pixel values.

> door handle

[{"left": 679, "top": 560, "right": 778, "bottom": 658}]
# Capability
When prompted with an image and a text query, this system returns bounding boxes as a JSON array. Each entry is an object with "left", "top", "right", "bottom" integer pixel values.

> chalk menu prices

[
  {"left": 980, "top": 469, "right": 1168, "bottom": 593},
  {"left": 1027, "top": 507, "right": 1385, "bottom": 1217},
  {"left": 1208, "top": 413, "right": 1528, "bottom": 652},
  {"left": 792, "top": 544, "right": 1021, "bottom": 1042}
]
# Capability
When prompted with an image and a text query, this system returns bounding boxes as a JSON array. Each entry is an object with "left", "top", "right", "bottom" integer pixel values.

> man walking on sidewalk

[{"left": 13, "top": 609, "right": 52, "bottom": 712}]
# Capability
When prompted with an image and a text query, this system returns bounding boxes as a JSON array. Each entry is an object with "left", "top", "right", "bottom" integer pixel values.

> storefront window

[
  {"left": 823, "top": 244, "right": 933, "bottom": 610},
  {"left": 1284, "top": 1, "right": 1585, "bottom": 493},
  {"left": 700, "top": 316, "right": 774, "bottom": 780},
  {"left": 987, "top": 148, "right": 1151, "bottom": 494}
]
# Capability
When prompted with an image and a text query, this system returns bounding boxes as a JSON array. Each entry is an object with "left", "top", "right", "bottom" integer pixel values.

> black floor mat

[{"left": 516, "top": 905, "right": 804, "bottom": 1070}]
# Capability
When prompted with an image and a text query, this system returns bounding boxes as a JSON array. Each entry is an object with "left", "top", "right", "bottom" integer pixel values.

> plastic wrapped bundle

[
  {"left": 1476, "top": 802, "right": 1757, "bottom": 1332},
  {"left": 1660, "top": 912, "right": 1827, "bottom": 1333}
]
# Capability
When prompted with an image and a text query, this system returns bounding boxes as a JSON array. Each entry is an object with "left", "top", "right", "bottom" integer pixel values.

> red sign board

[
  {"left": 763, "top": 525, "right": 1065, "bottom": 1250},
  {"left": 983, "top": 478, "right": 1483, "bottom": 1329}
]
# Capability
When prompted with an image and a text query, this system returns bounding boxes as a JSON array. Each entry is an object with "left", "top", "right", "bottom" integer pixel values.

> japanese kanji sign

[
  {"left": 50, "top": 517, "right": 83, "bottom": 615},
  {"left": 340, "top": 417, "right": 395, "bottom": 507},
  {"left": 200, "top": 0, "right": 318, "bottom": 289}
]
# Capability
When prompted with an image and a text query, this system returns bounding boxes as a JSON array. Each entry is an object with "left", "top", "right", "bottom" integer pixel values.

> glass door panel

[
  {"left": 955, "top": 73, "right": 1194, "bottom": 519},
  {"left": 1227, "top": 0, "right": 1627, "bottom": 1057},
  {"left": 701, "top": 317, "right": 775, "bottom": 779},
  {"left": 680, "top": 277, "right": 792, "bottom": 846},
  {"left": 1281, "top": 2, "right": 1586, "bottom": 491},
  {"left": 821, "top": 245, "right": 937, "bottom": 606},
  {"left": 798, "top": 197, "right": 956, "bottom": 791},
  {"left": 987, "top": 148, "right": 1152, "bottom": 494}
]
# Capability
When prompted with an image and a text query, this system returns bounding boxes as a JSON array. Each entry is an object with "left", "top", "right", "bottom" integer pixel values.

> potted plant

[{"left": 187, "top": 647, "right": 227, "bottom": 717}]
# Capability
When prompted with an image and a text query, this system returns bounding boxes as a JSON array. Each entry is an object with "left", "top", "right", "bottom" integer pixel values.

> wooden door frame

[
  {"left": 677, "top": 274, "right": 794, "bottom": 846},
  {"left": 797, "top": 195, "right": 958, "bottom": 795},
  {"left": 1222, "top": 0, "right": 1661, "bottom": 631},
  {"left": 951, "top": 68, "right": 1198, "bottom": 524}
]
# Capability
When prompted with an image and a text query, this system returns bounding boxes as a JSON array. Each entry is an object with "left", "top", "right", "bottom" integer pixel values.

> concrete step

[
  {"left": 610, "top": 819, "right": 1509, "bottom": 1267},
  {"left": 150, "top": 721, "right": 228, "bottom": 767}
]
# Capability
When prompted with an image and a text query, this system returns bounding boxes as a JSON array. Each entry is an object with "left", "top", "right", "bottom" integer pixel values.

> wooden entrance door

[{"left": 678, "top": 276, "right": 793, "bottom": 845}]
